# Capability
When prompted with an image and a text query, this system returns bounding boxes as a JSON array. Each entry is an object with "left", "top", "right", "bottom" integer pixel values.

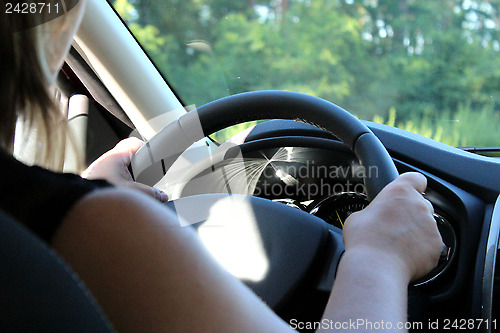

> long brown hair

[{"left": 0, "top": 2, "right": 66, "bottom": 168}]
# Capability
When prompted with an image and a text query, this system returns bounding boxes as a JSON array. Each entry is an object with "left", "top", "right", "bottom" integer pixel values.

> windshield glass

[{"left": 110, "top": 0, "right": 500, "bottom": 147}]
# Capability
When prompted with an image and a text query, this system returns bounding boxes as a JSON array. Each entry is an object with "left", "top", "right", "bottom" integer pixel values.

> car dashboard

[{"left": 180, "top": 119, "right": 500, "bottom": 332}]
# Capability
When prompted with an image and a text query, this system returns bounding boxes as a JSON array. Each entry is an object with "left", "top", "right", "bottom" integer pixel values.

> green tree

[{"left": 112, "top": 0, "right": 500, "bottom": 147}]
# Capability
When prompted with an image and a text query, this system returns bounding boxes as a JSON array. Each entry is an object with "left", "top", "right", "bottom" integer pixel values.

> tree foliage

[{"left": 113, "top": 0, "right": 500, "bottom": 147}]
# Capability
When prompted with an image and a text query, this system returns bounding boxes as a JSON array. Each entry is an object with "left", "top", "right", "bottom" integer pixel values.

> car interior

[{"left": 2, "top": 0, "right": 500, "bottom": 332}]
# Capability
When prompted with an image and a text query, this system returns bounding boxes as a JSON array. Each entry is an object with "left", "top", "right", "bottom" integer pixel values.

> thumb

[
  {"left": 124, "top": 182, "right": 169, "bottom": 203},
  {"left": 112, "top": 137, "right": 146, "bottom": 165},
  {"left": 396, "top": 172, "right": 427, "bottom": 194}
]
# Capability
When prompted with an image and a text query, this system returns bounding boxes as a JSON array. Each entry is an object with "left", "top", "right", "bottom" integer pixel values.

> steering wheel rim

[
  {"left": 129, "top": 90, "right": 401, "bottom": 310},
  {"left": 131, "top": 90, "right": 398, "bottom": 200}
]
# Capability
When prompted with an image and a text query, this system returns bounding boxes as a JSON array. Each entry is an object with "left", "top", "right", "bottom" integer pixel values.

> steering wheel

[{"left": 130, "top": 90, "right": 399, "bottom": 309}]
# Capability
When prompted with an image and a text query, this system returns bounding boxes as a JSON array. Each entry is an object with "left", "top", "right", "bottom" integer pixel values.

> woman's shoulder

[
  {"left": 62, "top": 187, "right": 175, "bottom": 225},
  {"left": 0, "top": 151, "right": 112, "bottom": 242},
  {"left": 53, "top": 187, "right": 181, "bottom": 251}
]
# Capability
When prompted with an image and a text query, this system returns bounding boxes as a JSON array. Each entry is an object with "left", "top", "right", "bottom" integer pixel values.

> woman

[{"left": 1, "top": 1, "right": 442, "bottom": 332}]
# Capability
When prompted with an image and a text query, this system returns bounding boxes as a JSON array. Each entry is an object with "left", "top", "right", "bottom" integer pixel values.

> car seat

[{"left": 0, "top": 209, "right": 114, "bottom": 332}]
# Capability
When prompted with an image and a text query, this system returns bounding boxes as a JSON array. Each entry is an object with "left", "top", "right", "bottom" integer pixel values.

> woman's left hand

[{"left": 82, "top": 138, "right": 168, "bottom": 203}]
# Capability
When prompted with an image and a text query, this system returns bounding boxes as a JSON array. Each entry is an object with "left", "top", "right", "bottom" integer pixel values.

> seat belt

[{"left": 63, "top": 47, "right": 135, "bottom": 129}]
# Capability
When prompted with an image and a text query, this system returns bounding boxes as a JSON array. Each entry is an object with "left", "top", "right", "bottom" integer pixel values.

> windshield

[{"left": 110, "top": 0, "right": 500, "bottom": 147}]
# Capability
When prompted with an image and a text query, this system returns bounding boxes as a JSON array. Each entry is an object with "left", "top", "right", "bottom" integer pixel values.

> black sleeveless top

[{"left": 0, "top": 152, "right": 112, "bottom": 243}]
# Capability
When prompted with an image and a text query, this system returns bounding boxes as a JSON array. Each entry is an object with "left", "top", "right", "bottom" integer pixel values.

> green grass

[{"left": 373, "top": 104, "right": 500, "bottom": 147}]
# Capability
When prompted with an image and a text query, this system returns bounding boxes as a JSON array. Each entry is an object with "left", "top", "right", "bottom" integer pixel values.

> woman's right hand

[
  {"left": 82, "top": 138, "right": 168, "bottom": 203},
  {"left": 342, "top": 172, "right": 443, "bottom": 282}
]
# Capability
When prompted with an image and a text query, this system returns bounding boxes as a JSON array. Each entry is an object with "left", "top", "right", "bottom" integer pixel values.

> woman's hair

[{"left": 0, "top": 4, "right": 66, "bottom": 168}]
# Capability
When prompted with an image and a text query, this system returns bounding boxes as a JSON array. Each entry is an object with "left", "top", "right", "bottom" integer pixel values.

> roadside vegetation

[{"left": 113, "top": 0, "right": 500, "bottom": 147}]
